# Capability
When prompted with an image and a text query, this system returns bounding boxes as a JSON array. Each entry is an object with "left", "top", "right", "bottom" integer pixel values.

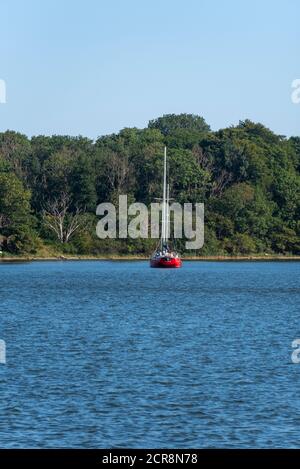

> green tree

[
  {"left": 0, "top": 173, "right": 37, "bottom": 253},
  {"left": 148, "top": 113, "right": 210, "bottom": 136}
]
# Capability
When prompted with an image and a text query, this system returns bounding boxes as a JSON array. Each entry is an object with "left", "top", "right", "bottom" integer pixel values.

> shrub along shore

[{"left": 1, "top": 254, "right": 300, "bottom": 262}]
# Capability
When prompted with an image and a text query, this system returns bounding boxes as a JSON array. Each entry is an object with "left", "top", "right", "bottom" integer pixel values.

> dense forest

[{"left": 0, "top": 114, "right": 299, "bottom": 257}]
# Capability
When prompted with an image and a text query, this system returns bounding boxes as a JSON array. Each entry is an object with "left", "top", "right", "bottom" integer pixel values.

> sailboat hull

[{"left": 150, "top": 257, "right": 182, "bottom": 268}]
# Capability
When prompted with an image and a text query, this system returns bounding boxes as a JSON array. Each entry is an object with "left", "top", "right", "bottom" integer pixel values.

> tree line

[{"left": 0, "top": 113, "right": 299, "bottom": 256}]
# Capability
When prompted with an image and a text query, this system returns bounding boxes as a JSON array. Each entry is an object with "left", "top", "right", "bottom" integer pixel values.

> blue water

[{"left": 0, "top": 260, "right": 300, "bottom": 448}]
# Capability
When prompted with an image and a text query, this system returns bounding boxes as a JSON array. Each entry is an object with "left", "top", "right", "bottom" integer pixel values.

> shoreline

[{"left": 1, "top": 254, "right": 300, "bottom": 263}]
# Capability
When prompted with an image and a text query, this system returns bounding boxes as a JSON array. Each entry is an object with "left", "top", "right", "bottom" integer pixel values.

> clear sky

[{"left": 0, "top": 0, "right": 299, "bottom": 138}]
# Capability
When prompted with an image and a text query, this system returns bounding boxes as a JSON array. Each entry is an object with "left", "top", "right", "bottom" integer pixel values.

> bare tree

[
  {"left": 192, "top": 145, "right": 213, "bottom": 172},
  {"left": 42, "top": 193, "right": 84, "bottom": 243},
  {"left": 192, "top": 145, "right": 233, "bottom": 197},
  {"left": 106, "top": 152, "right": 132, "bottom": 194},
  {"left": 211, "top": 170, "right": 233, "bottom": 197},
  {"left": 0, "top": 214, "right": 11, "bottom": 229}
]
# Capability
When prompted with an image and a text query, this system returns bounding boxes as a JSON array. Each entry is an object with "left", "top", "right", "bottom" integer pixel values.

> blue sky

[{"left": 0, "top": 0, "right": 299, "bottom": 138}]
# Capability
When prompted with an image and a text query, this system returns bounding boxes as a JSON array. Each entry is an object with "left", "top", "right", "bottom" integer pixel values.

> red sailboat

[{"left": 150, "top": 147, "right": 182, "bottom": 268}]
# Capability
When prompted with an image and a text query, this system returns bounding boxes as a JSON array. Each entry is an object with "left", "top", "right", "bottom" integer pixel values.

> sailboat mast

[
  {"left": 166, "top": 183, "right": 170, "bottom": 241},
  {"left": 162, "top": 146, "right": 168, "bottom": 246}
]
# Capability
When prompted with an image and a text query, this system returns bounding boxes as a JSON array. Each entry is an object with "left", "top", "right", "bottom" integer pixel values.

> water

[{"left": 0, "top": 260, "right": 300, "bottom": 448}]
